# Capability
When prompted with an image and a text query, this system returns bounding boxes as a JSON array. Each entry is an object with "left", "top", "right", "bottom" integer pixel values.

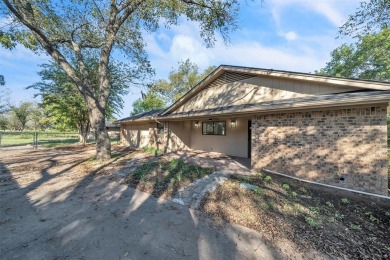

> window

[
  {"left": 202, "top": 121, "right": 226, "bottom": 135},
  {"left": 156, "top": 123, "right": 164, "bottom": 135}
]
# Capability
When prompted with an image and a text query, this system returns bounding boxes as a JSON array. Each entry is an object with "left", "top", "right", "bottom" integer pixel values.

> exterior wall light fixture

[
  {"left": 194, "top": 121, "right": 199, "bottom": 128},
  {"left": 231, "top": 120, "right": 237, "bottom": 128}
]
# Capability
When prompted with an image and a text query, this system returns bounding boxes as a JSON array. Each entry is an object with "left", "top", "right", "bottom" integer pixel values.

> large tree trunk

[
  {"left": 78, "top": 120, "right": 90, "bottom": 146},
  {"left": 90, "top": 106, "right": 111, "bottom": 161}
]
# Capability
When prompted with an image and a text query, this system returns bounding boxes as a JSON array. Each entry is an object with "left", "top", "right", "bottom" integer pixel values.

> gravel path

[{"left": 172, "top": 172, "right": 230, "bottom": 208}]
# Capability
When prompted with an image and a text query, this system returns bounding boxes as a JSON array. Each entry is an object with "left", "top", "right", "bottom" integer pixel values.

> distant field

[{"left": 0, "top": 132, "right": 119, "bottom": 148}]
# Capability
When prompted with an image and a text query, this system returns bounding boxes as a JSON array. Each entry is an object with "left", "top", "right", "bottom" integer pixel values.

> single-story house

[{"left": 116, "top": 65, "right": 390, "bottom": 195}]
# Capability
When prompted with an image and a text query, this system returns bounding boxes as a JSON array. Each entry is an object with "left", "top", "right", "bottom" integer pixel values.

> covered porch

[{"left": 161, "top": 116, "right": 252, "bottom": 159}]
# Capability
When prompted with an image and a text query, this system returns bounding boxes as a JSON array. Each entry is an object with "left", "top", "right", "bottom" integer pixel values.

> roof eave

[{"left": 159, "top": 94, "right": 390, "bottom": 120}]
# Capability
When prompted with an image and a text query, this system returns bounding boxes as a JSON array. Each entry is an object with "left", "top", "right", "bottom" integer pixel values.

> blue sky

[{"left": 0, "top": 0, "right": 361, "bottom": 118}]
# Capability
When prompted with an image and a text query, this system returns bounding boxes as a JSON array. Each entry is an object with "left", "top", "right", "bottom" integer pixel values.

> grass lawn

[
  {"left": 124, "top": 159, "right": 212, "bottom": 199},
  {"left": 0, "top": 133, "right": 35, "bottom": 146},
  {"left": 200, "top": 174, "right": 390, "bottom": 259},
  {"left": 0, "top": 132, "right": 119, "bottom": 148}
]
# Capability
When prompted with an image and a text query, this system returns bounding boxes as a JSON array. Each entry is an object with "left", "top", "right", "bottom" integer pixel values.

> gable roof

[
  {"left": 159, "top": 89, "right": 390, "bottom": 119},
  {"left": 161, "top": 65, "right": 390, "bottom": 116},
  {"left": 116, "top": 65, "right": 390, "bottom": 123}
]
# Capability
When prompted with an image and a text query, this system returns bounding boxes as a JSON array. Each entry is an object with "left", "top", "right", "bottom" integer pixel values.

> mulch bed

[
  {"left": 200, "top": 174, "right": 390, "bottom": 259},
  {"left": 124, "top": 159, "right": 213, "bottom": 199}
]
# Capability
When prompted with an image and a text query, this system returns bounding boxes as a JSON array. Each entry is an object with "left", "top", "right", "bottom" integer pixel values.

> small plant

[
  {"left": 309, "top": 206, "right": 319, "bottom": 216},
  {"left": 254, "top": 188, "right": 265, "bottom": 196},
  {"left": 350, "top": 223, "right": 362, "bottom": 231},
  {"left": 143, "top": 146, "right": 162, "bottom": 155},
  {"left": 325, "top": 201, "right": 334, "bottom": 208},
  {"left": 385, "top": 211, "right": 390, "bottom": 217},
  {"left": 365, "top": 212, "right": 379, "bottom": 224},
  {"left": 281, "top": 183, "right": 290, "bottom": 190},
  {"left": 265, "top": 200, "right": 274, "bottom": 210},
  {"left": 238, "top": 177, "right": 252, "bottom": 184},
  {"left": 305, "top": 216, "right": 318, "bottom": 227},
  {"left": 298, "top": 187, "right": 307, "bottom": 193},
  {"left": 264, "top": 175, "right": 272, "bottom": 182},
  {"left": 291, "top": 191, "right": 297, "bottom": 198},
  {"left": 341, "top": 198, "right": 350, "bottom": 204},
  {"left": 334, "top": 211, "right": 344, "bottom": 220},
  {"left": 255, "top": 172, "right": 263, "bottom": 178}
]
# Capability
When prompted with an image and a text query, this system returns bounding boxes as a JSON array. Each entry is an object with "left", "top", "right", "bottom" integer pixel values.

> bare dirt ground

[
  {"left": 200, "top": 174, "right": 390, "bottom": 259},
  {"left": 1, "top": 145, "right": 300, "bottom": 260}
]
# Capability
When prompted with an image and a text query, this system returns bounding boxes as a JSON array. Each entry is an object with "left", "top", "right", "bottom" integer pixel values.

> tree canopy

[
  {"left": 130, "top": 59, "right": 215, "bottom": 115},
  {"left": 0, "top": 0, "right": 242, "bottom": 160},
  {"left": 8, "top": 101, "right": 34, "bottom": 131},
  {"left": 131, "top": 92, "right": 165, "bottom": 116},
  {"left": 340, "top": 0, "right": 390, "bottom": 37},
  {"left": 150, "top": 59, "right": 216, "bottom": 104},
  {"left": 29, "top": 60, "right": 130, "bottom": 141},
  {"left": 317, "top": 28, "right": 390, "bottom": 82}
]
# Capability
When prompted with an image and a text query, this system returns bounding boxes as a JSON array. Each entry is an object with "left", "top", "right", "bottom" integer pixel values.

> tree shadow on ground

[{"left": 0, "top": 145, "right": 284, "bottom": 259}]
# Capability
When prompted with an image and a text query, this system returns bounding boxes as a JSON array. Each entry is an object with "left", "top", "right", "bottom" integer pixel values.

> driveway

[{"left": 0, "top": 146, "right": 283, "bottom": 260}]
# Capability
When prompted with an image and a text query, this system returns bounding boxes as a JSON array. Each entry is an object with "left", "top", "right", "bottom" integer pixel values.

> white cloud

[
  {"left": 269, "top": 0, "right": 356, "bottom": 27},
  {"left": 169, "top": 34, "right": 211, "bottom": 67},
  {"left": 281, "top": 31, "right": 298, "bottom": 41},
  {"left": 146, "top": 28, "right": 330, "bottom": 76}
]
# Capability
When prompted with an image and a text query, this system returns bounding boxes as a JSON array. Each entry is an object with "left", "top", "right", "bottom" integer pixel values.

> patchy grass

[
  {"left": 142, "top": 146, "right": 163, "bottom": 155},
  {"left": 200, "top": 174, "right": 390, "bottom": 259},
  {"left": 124, "top": 159, "right": 212, "bottom": 199},
  {"left": 77, "top": 146, "right": 139, "bottom": 175}
]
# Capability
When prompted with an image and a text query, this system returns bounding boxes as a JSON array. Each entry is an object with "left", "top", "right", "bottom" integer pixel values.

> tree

[
  {"left": 340, "top": 0, "right": 390, "bottom": 37},
  {"left": 316, "top": 28, "right": 390, "bottom": 82},
  {"left": 0, "top": 85, "right": 9, "bottom": 113},
  {"left": 131, "top": 92, "right": 165, "bottom": 116},
  {"left": 9, "top": 101, "right": 34, "bottom": 131},
  {"left": 29, "top": 61, "right": 130, "bottom": 143},
  {"left": 0, "top": 114, "right": 7, "bottom": 130},
  {"left": 0, "top": 75, "right": 9, "bottom": 113},
  {"left": 150, "top": 59, "right": 216, "bottom": 104},
  {"left": 1, "top": 1, "right": 241, "bottom": 160}
]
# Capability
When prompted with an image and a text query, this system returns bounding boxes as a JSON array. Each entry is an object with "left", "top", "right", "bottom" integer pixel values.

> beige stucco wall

[
  {"left": 251, "top": 104, "right": 388, "bottom": 195},
  {"left": 163, "top": 121, "right": 191, "bottom": 152},
  {"left": 175, "top": 76, "right": 357, "bottom": 114},
  {"left": 190, "top": 118, "right": 249, "bottom": 157},
  {"left": 120, "top": 122, "right": 155, "bottom": 148}
]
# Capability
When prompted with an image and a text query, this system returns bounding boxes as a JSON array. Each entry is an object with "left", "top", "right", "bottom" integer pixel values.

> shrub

[
  {"left": 305, "top": 216, "right": 318, "bottom": 227},
  {"left": 254, "top": 188, "right": 265, "bottom": 196}
]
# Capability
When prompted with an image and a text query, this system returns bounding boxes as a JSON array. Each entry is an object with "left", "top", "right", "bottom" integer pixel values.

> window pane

[
  {"left": 202, "top": 121, "right": 226, "bottom": 135},
  {"left": 202, "top": 122, "right": 214, "bottom": 135},
  {"left": 214, "top": 122, "right": 226, "bottom": 135}
]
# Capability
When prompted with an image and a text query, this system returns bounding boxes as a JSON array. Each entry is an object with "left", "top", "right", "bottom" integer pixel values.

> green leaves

[
  {"left": 150, "top": 59, "right": 216, "bottom": 104},
  {"left": 316, "top": 28, "right": 390, "bottom": 82},
  {"left": 340, "top": 0, "right": 390, "bottom": 37},
  {"left": 130, "top": 59, "right": 216, "bottom": 116},
  {"left": 131, "top": 92, "right": 166, "bottom": 116}
]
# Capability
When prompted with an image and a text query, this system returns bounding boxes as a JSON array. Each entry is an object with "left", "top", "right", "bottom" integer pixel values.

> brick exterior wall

[{"left": 251, "top": 104, "right": 388, "bottom": 195}]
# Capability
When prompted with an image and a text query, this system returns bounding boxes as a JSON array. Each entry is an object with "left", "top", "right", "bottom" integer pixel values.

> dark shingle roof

[
  {"left": 105, "top": 121, "right": 120, "bottom": 128},
  {"left": 116, "top": 109, "right": 164, "bottom": 122}
]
